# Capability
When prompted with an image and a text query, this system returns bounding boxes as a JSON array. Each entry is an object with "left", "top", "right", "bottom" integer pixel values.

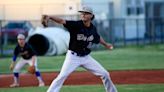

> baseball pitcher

[{"left": 42, "top": 6, "right": 117, "bottom": 92}]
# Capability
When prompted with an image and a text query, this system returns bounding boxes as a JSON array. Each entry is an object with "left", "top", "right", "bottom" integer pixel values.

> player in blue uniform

[
  {"left": 42, "top": 6, "right": 117, "bottom": 92},
  {"left": 9, "top": 34, "right": 45, "bottom": 87}
]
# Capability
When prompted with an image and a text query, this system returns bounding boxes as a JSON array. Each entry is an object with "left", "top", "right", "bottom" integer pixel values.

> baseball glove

[
  {"left": 41, "top": 15, "right": 48, "bottom": 27},
  {"left": 27, "top": 66, "right": 36, "bottom": 74}
]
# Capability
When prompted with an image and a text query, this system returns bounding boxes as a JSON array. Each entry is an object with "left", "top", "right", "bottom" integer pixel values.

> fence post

[
  {"left": 0, "top": 20, "right": 3, "bottom": 57},
  {"left": 109, "top": 19, "right": 114, "bottom": 46},
  {"left": 136, "top": 18, "right": 139, "bottom": 46},
  {"left": 162, "top": 19, "right": 164, "bottom": 43},
  {"left": 160, "top": 18, "right": 163, "bottom": 43},
  {"left": 152, "top": 18, "right": 155, "bottom": 44},
  {"left": 123, "top": 18, "right": 126, "bottom": 47}
]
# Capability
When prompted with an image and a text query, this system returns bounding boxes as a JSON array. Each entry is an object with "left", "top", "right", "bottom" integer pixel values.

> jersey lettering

[
  {"left": 87, "top": 35, "right": 94, "bottom": 41},
  {"left": 77, "top": 34, "right": 94, "bottom": 42}
]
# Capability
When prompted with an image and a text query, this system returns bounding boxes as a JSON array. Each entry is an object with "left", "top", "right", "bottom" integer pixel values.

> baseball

[{"left": 110, "top": 46, "right": 113, "bottom": 50}]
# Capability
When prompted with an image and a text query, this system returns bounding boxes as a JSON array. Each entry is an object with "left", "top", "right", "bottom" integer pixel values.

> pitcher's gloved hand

[{"left": 41, "top": 15, "right": 49, "bottom": 27}]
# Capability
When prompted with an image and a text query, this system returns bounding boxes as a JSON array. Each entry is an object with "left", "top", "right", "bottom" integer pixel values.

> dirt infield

[{"left": 0, "top": 70, "right": 164, "bottom": 88}]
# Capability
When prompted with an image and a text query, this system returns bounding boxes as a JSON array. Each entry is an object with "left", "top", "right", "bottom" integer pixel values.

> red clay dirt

[{"left": 0, "top": 70, "right": 164, "bottom": 88}]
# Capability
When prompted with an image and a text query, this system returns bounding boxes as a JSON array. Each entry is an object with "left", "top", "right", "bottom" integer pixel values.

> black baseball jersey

[
  {"left": 13, "top": 43, "right": 37, "bottom": 60},
  {"left": 63, "top": 20, "right": 100, "bottom": 55}
]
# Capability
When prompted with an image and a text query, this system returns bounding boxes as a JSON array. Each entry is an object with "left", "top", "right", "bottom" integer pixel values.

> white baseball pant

[
  {"left": 13, "top": 57, "right": 39, "bottom": 73},
  {"left": 47, "top": 50, "right": 117, "bottom": 92}
]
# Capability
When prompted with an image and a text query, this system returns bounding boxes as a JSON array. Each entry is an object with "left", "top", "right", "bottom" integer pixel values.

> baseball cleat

[
  {"left": 10, "top": 83, "right": 19, "bottom": 87},
  {"left": 39, "top": 82, "right": 45, "bottom": 87}
]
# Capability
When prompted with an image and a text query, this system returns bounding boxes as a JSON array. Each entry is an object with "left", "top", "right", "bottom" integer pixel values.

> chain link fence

[{"left": 0, "top": 17, "right": 164, "bottom": 57}]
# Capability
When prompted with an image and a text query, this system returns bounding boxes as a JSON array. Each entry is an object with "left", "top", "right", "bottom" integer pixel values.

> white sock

[
  {"left": 14, "top": 76, "right": 19, "bottom": 84},
  {"left": 37, "top": 77, "right": 44, "bottom": 83}
]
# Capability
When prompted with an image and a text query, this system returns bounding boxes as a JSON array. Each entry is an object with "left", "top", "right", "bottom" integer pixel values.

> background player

[
  {"left": 9, "top": 34, "right": 45, "bottom": 87},
  {"left": 42, "top": 6, "right": 117, "bottom": 92}
]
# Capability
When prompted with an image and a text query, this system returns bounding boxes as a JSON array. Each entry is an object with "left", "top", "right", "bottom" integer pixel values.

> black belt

[{"left": 71, "top": 51, "right": 87, "bottom": 57}]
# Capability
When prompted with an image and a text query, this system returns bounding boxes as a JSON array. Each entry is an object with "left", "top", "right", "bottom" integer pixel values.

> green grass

[
  {"left": 0, "top": 84, "right": 164, "bottom": 92},
  {"left": 1, "top": 45, "right": 164, "bottom": 92},
  {"left": 118, "top": 84, "right": 164, "bottom": 92},
  {"left": 1, "top": 44, "right": 15, "bottom": 50},
  {"left": 1, "top": 44, "right": 164, "bottom": 74}
]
